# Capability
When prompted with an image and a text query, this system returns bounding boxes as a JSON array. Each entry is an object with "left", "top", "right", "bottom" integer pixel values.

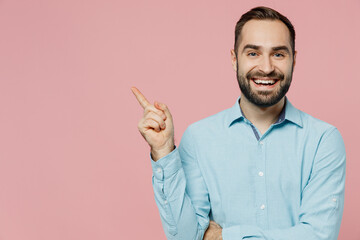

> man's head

[{"left": 231, "top": 6, "right": 297, "bottom": 107}]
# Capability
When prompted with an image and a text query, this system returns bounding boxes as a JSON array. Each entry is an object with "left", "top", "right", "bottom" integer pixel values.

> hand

[
  {"left": 131, "top": 87, "right": 175, "bottom": 161},
  {"left": 203, "top": 221, "right": 223, "bottom": 240}
]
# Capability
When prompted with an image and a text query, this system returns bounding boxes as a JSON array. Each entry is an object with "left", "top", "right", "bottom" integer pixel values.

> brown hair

[{"left": 234, "top": 6, "right": 295, "bottom": 55}]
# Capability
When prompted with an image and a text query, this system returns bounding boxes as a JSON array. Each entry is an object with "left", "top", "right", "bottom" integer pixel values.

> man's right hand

[{"left": 131, "top": 87, "right": 175, "bottom": 161}]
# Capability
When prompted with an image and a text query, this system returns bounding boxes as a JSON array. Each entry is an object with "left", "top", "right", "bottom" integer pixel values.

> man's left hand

[{"left": 203, "top": 220, "right": 223, "bottom": 240}]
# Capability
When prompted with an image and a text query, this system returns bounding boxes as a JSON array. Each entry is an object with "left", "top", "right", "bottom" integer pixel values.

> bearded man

[{"left": 132, "top": 6, "right": 345, "bottom": 240}]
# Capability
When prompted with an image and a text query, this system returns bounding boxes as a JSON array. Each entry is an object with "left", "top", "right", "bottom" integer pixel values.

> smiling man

[{"left": 132, "top": 6, "right": 345, "bottom": 240}]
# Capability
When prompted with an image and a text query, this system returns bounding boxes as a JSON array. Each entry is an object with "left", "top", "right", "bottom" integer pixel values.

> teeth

[{"left": 253, "top": 79, "right": 276, "bottom": 84}]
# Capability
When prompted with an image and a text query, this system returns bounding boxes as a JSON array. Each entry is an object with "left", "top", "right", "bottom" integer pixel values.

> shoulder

[
  {"left": 295, "top": 108, "right": 344, "bottom": 151},
  {"left": 298, "top": 109, "right": 338, "bottom": 135},
  {"left": 296, "top": 111, "right": 346, "bottom": 171}
]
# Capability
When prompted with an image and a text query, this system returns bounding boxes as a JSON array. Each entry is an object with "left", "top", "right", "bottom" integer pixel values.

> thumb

[{"left": 155, "top": 101, "right": 172, "bottom": 118}]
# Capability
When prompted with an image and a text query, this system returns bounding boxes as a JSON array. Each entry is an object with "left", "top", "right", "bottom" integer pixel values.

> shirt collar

[{"left": 227, "top": 96, "right": 303, "bottom": 128}]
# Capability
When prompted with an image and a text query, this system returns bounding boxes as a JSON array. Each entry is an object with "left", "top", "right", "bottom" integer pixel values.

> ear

[
  {"left": 230, "top": 49, "right": 237, "bottom": 71},
  {"left": 293, "top": 50, "right": 297, "bottom": 69}
]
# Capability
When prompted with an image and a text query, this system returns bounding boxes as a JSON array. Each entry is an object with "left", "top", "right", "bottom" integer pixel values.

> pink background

[{"left": 0, "top": 0, "right": 359, "bottom": 239}]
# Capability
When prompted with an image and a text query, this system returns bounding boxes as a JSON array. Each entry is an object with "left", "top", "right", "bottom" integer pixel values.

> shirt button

[
  {"left": 259, "top": 141, "right": 264, "bottom": 145},
  {"left": 157, "top": 168, "right": 162, "bottom": 173},
  {"left": 258, "top": 171, "right": 264, "bottom": 177},
  {"left": 332, "top": 198, "right": 337, "bottom": 202},
  {"left": 164, "top": 200, "right": 168, "bottom": 205},
  {"left": 260, "top": 204, "right": 265, "bottom": 210}
]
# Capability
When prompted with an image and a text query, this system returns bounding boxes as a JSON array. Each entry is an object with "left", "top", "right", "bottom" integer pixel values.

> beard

[{"left": 236, "top": 62, "right": 294, "bottom": 107}]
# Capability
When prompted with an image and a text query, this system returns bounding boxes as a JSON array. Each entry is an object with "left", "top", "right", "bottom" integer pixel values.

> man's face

[{"left": 231, "top": 19, "right": 297, "bottom": 107}]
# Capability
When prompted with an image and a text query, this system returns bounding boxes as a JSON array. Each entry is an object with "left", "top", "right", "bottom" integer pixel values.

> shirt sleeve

[
  {"left": 151, "top": 126, "right": 211, "bottom": 239},
  {"left": 222, "top": 127, "right": 346, "bottom": 240}
]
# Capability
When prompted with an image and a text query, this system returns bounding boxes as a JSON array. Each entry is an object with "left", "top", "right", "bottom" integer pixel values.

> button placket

[{"left": 255, "top": 138, "right": 268, "bottom": 229}]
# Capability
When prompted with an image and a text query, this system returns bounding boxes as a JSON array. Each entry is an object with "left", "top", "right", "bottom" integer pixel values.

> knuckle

[
  {"left": 145, "top": 107, "right": 157, "bottom": 116},
  {"left": 149, "top": 112, "right": 162, "bottom": 120},
  {"left": 143, "top": 107, "right": 150, "bottom": 115},
  {"left": 146, "top": 111, "right": 157, "bottom": 120},
  {"left": 144, "top": 105, "right": 154, "bottom": 113},
  {"left": 155, "top": 109, "right": 163, "bottom": 115},
  {"left": 144, "top": 118, "right": 151, "bottom": 125},
  {"left": 147, "top": 111, "right": 155, "bottom": 117}
]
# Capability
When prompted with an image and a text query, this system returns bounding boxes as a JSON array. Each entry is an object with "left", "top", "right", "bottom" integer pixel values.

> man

[{"left": 132, "top": 6, "right": 346, "bottom": 240}]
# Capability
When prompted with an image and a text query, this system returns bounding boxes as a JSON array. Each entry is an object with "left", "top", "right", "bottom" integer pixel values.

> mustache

[{"left": 246, "top": 71, "right": 284, "bottom": 80}]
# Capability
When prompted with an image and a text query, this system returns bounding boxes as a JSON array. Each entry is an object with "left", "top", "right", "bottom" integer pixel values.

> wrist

[{"left": 151, "top": 143, "right": 175, "bottom": 161}]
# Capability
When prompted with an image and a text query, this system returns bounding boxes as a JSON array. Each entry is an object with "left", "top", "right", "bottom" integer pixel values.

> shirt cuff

[{"left": 151, "top": 146, "right": 182, "bottom": 181}]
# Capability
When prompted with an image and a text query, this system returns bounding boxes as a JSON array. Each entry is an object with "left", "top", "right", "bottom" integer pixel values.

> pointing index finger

[{"left": 131, "top": 87, "right": 150, "bottom": 109}]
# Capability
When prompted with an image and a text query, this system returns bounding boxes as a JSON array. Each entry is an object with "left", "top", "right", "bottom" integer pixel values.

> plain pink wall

[{"left": 0, "top": 0, "right": 359, "bottom": 239}]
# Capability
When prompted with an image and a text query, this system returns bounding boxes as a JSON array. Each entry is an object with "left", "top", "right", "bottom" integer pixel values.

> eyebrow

[
  {"left": 272, "top": 46, "right": 290, "bottom": 54},
  {"left": 242, "top": 44, "right": 290, "bottom": 54}
]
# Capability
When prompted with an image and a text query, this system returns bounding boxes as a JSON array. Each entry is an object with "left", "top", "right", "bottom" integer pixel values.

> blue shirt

[{"left": 150, "top": 97, "right": 346, "bottom": 240}]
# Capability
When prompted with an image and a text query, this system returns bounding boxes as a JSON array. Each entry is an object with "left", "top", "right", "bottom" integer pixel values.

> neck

[{"left": 239, "top": 96, "right": 285, "bottom": 134}]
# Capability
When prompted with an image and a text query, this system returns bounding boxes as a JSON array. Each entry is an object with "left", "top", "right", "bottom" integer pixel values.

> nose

[{"left": 258, "top": 56, "right": 275, "bottom": 74}]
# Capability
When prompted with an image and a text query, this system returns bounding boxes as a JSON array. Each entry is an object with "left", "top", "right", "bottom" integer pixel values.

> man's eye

[
  {"left": 274, "top": 53, "right": 284, "bottom": 58},
  {"left": 248, "top": 52, "right": 257, "bottom": 57}
]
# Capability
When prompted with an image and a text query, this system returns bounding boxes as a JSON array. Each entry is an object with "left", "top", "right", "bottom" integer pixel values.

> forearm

[{"left": 151, "top": 148, "right": 209, "bottom": 239}]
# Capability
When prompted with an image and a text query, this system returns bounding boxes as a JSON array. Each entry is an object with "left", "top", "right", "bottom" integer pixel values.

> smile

[{"left": 251, "top": 78, "right": 279, "bottom": 86}]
